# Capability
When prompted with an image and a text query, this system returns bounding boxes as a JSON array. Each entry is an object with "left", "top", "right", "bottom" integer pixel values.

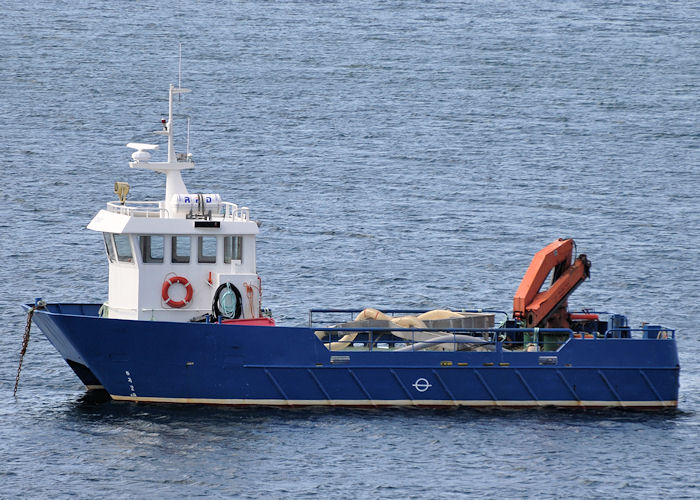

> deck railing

[
  {"left": 308, "top": 308, "right": 510, "bottom": 327},
  {"left": 309, "top": 309, "right": 675, "bottom": 353},
  {"left": 105, "top": 200, "right": 250, "bottom": 221},
  {"left": 313, "top": 326, "right": 574, "bottom": 352},
  {"left": 106, "top": 201, "right": 168, "bottom": 218}
]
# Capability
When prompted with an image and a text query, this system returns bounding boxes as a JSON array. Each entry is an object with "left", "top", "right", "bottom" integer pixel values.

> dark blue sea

[{"left": 1, "top": 1, "right": 698, "bottom": 497}]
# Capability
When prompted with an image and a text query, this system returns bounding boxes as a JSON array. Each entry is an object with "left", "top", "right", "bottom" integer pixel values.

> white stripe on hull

[{"left": 110, "top": 395, "right": 677, "bottom": 408}]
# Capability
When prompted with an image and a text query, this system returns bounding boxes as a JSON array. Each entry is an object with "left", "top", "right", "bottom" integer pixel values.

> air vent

[{"left": 330, "top": 356, "right": 350, "bottom": 364}]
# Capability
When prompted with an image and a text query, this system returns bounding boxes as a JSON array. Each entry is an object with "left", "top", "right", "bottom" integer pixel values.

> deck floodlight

[{"left": 114, "top": 181, "right": 130, "bottom": 205}]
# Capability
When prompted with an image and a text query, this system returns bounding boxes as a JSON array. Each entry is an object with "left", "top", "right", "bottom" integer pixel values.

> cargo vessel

[{"left": 23, "top": 84, "right": 680, "bottom": 409}]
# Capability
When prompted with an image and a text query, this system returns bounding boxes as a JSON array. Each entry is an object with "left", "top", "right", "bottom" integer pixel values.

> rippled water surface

[{"left": 1, "top": 1, "right": 698, "bottom": 498}]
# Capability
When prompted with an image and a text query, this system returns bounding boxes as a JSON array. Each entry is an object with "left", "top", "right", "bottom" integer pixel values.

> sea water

[{"left": 1, "top": 1, "right": 698, "bottom": 497}]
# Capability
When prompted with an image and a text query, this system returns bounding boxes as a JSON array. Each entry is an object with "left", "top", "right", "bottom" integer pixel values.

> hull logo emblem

[{"left": 412, "top": 378, "right": 432, "bottom": 392}]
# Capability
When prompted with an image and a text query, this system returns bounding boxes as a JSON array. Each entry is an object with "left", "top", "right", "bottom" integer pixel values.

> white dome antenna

[{"left": 126, "top": 143, "right": 159, "bottom": 162}]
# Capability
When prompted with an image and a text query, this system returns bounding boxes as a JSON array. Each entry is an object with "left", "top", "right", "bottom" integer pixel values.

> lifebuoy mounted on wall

[
  {"left": 162, "top": 276, "right": 194, "bottom": 308},
  {"left": 212, "top": 282, "right": 242, "bottom": 319}
]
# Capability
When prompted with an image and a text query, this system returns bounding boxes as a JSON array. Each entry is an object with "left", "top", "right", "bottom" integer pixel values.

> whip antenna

[{"left": 178, "top": 43, "right": 182, "bottom": 102}]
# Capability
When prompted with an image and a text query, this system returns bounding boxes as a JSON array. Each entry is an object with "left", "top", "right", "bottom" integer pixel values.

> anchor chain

[{"left": 14, "top": 301, "right": 45, "bottom": 396}]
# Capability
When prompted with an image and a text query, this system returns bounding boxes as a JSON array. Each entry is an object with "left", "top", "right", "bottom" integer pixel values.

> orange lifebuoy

[{"left": 162, "top": 276, "right": 193, "bottom": 308}]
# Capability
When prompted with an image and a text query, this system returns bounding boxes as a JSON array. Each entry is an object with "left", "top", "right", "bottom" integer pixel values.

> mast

[{"left": 127, "top": 84, "right": 194, "bottom": 215}]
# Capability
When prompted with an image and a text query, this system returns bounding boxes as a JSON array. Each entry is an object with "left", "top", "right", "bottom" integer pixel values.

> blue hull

[{"left": 28, "top": 304, "right": 680, "bottom": 409}]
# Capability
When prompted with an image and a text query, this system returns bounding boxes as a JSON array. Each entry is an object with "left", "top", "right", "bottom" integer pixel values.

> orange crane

[{"left": 513, "top": 238, "right": 591, "bottom": 328}]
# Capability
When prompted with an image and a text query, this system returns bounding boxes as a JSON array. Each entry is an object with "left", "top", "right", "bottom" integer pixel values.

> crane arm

[{"left": 513, "top": 239, "right": 591, "bottom": 327}]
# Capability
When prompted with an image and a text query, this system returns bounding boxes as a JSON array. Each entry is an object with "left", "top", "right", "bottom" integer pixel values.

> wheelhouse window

[
  {"left": 113, "top": 234, "right": 133, "bottom": 263},
  {"left": 198, "top": 236, "right": 217, "bottom": 263},
  {"left": 171, "top": 236, "right": 191, "bottom": 263},
  {"left": 224, "top": 236, "right": 242, "bottom": 263},
  {"left": 103, "top": 233, "right": 116, "bottom": 263},
  {"left": 139, "top": 235, "right": 164, "bottom": 263}
]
